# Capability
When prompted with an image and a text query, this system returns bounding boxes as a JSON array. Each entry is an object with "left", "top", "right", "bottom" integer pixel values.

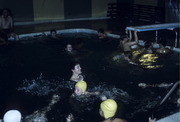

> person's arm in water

[
  {"left": 84, "top": 91, "right": 100, "bottom": 95},
  {"left": 71, "top": 91, "right": 100, "bottom": 98}
]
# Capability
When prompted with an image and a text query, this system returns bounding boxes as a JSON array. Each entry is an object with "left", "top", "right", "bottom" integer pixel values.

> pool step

[{"left": 157, "top": 112, "right": 180, "bottom": 122}]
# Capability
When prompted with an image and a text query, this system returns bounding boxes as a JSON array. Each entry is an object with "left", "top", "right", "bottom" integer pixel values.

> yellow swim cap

[
  {"left": 75, "top": 80, "right": 87, "bottom": 93},
  {"left": 100, "top": 99, "right": 118, "bottom": 119}
]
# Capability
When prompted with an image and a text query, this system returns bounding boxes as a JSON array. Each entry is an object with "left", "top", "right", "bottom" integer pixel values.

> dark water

[{"left": 0, "top": 33, "right": 179, "bottom": 122}]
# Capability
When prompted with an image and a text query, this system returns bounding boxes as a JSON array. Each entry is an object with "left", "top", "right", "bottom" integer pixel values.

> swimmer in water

[
  {"left": 0, "top": 94, "right": 60, "bottom": 122},
  {"left": 138, "top": 83, "right": 173, "bottom": 88},
  {"left": 99, "top": 99, "right": 127, "bottom": 122},
  {"left": 1, "top": 110, "right": 22, "bottom": 122},
  {"left": 65, "top": 44, "right": 74, "bottom": 54},
  {"left": 98, "top": 28, "right": 108, "bottom": 39},
  {"left": 71, "top": 80, "right": 100, "bottom": 97},
  {"left": 70, "top": 62, "right": 84, "bottom": 82}
]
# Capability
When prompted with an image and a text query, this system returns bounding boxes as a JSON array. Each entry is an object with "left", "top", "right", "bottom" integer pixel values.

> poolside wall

[
  {"left": 0, "top": 0, "right": 116, "bottom": 22},
  {"left": 0, "top": 0, "right": 178, "bottom": 23}
]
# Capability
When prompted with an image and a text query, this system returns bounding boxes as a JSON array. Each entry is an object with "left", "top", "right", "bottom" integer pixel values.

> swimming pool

[{"left": 0, "top": 29, "right": 179, "bottom": 122}]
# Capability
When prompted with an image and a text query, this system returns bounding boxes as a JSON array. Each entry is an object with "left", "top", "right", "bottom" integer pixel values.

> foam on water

[{"left": 17, "top": 74, "right": 74, "bottom": 96}]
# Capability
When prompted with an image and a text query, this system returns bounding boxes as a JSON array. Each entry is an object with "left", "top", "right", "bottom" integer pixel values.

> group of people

[
  {"left": 0, "top": 64, "right": 127, "bottom": 122},
  {"left": 67, "top": 62, "right": 128, "bottom": 122},
  {"left": 116, "top": 30, "right": 172, "bottom": 68},
  {"left": 0, "top": 9, "right": 173, "bottom": 121}
]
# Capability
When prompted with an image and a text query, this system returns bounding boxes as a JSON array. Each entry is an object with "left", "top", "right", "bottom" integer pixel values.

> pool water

[{"left": 0, "top": 33, "right": 179, "bottom": 122}]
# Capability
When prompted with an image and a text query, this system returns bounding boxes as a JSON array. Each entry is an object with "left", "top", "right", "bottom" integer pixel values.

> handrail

[
  {"left": 152, "top": 81, "right": 180, "bottom": 118},
  {"left": 160, "top": 81, "right": 180, "bottom": 105}
]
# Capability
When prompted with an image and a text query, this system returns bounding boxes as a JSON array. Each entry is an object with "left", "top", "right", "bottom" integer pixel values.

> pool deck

[{"left": 157, "top": 112, "right": 180, "bottom": 122}]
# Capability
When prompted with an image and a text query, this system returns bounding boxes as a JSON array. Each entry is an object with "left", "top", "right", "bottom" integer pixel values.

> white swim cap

[{"left": 3, "top": 110, "right": 22, "bottom": 122}]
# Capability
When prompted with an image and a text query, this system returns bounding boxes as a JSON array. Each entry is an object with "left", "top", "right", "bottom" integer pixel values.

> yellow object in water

[
  {"left": 132, "top": 50, "right": 142, "bottom": 58},
  {"left": 75, "top": 80, "right": 87, "bottom": 93},
  {"left": 139, "top": 54, "right": 162, "bottom": 69},
  {"left": 100, "top": 99, "right": 117, "bottom": 119}
]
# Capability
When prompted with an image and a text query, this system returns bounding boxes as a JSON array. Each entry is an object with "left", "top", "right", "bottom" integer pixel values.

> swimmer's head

[
  {"left": 66, "top": 44, "right": 73, "bottom": 52},
  {"left": 2, "top": 8, "right": 10, "bottom": 17},
  {"left": 71, "top": 62, "right": 82, "bottom": 75},
  {"left": 98, "top": 28, "right": 105, "bottom": 34},
  {"left": 50, "top": 29, "right": 57, "bottom": 38},
  {"left": 75, "top": 80, "right": 87, "bottom": 96},
  {"left": 100, "top": 99, "right": 117, "bottom": 119},
  {"left": 3, "top": 110, "right": 22, "bottom": 122}
]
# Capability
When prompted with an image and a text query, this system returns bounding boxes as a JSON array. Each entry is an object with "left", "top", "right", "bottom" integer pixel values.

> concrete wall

[
  {"left": 0, "top": 0, "right": 117, "bottom": 22},
  {"left": 92, "top": 0, "right": 116, "bottom": 17},
  {"left": 1, "top": 0, "right": 34, "bottom": 21},
  {"left": 33, "top": 0, "right": 64, "bottom": 21}
]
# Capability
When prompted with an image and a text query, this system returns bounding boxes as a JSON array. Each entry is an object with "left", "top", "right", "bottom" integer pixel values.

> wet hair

[
  {"left": 50, "top": 29, "right": 57, "bottom": 34},
  {"left": 69, "top": 61, "right": 80, "bottom": 71},
  {"left": 98, "top": 28, "right": 105, "bottom": 34}
]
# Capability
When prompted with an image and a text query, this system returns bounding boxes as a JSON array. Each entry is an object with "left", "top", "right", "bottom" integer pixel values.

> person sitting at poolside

[
  {"left": 1, "top": 110, "right": 22, "bottom": 122},
  {"left": 70, "top": 62, "right": 83, "bottom": 82},
  {"left": 99, "top": 99, "right": 127, "bottom": 122},
  {"left": 0, "top": 8, "right": 18, "bottom": 41}
]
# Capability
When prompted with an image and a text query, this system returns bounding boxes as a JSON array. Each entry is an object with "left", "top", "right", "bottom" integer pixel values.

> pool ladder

[{"left": 152, "top": 81, "right": 180, "bottom": 118}]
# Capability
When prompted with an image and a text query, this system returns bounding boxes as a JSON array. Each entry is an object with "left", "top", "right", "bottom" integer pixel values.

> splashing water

[
  {"left": 89, "top": 83, "right": 133, "bottom": 104},
  {"left": 17, "top": 74, "right": 75, "bottom": 96}
]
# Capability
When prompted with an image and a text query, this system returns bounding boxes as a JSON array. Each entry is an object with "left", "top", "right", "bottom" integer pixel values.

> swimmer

[
  {"left": 98, "top": 28, "right": 108, "bottom": 39},
  {"left": 99, "top": 99, "right": 127, "bottom": 122},
  {"left": 71, "top": 80, "right": 100, "bottom": 97},
  {"left": 65, "top": 44, "right": 74, "bottom": 54},
  {"left": 119, "top": 31, "right": 138, "bottom": 63},
  {"left": 66, "top": 113, "right": 74, "bottom": 122},
  {"left": 1, "top": 110, "right": 22, "bottom": 122},
  {"left": 138, "top": 83, "right": 173, "bottom": 88},
  {"left": 50, "top": 29, "right": 58, "bottom": 39},
  {"left": 70, "top": 62, "right": 84, "bottom": 82}
]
